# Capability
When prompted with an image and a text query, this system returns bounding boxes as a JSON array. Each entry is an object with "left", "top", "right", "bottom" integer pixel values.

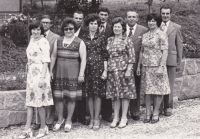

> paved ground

[{"left": 1, "top": 98, "right": 200, "bottom": 139}]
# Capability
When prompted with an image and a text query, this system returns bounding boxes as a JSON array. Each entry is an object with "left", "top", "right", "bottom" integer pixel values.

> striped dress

[{"left": 53, "top": 36, "right": 82, "bottom": 101}]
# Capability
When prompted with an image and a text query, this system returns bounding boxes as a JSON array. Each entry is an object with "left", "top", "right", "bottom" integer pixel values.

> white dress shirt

[
  {"left": 161, "top": 20, "right": 170, "bottom": 33},
  {"left": 75, "top": 27, "right": 81, "bottom": 37},
  {"left": 126, "top": 24, "right": 137, "bottom": 37}
]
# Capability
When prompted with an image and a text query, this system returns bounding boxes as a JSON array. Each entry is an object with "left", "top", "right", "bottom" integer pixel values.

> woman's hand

[
  {"left": 101, "top": 70, "right": 107, "bottom": 80},
  {"left": 136, "top": 67, "right": 141, "bottom": 76},
  {"left": 125, "top": 70, "right": 131, "bottom": 79},
  {"left": 156, "top": 66, "right": 164, "bottom": 76},
  {"left": 38, "top": 77, "right": 46, "bottom": 88},
  {"left": 78, "top": 76, "right": 84, "bottom": 83}
]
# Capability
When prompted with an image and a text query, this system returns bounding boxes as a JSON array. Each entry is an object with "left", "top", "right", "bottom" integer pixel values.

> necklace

[{"left": 32, "top": 36, "right": 42, "bottom": 42}]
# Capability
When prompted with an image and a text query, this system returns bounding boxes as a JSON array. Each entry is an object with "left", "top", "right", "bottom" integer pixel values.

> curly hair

[
  {"left": 84, "top": 14, "right": 101, "bottom": 27},
  {"left": 111, "top": 17, "right": 126, "bottom": 35},
  {"left": 61, "top": 17, "right": 78, "bottom": 32}
]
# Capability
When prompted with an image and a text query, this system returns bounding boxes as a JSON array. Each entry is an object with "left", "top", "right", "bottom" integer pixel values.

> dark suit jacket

[
  {"left": 165, "top": 21, "right": 183, "bottom": 66},
  {"left": 127, "top": 24, "right": 148, "bottom": 71},
  {"left": 78, "top": 26, "right": 88, "bottom": 38},
  {"left": 99, "top": 23, "right": 112, "bottom": 39},
  {"left": 46, "top": 30, "right": 60, "bottom": 56}
]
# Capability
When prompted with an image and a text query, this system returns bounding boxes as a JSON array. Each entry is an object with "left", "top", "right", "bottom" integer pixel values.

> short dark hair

[
  {"left": 160, "top": 5, "right": 172, "bottom": 13},
  {"left": 97, "top": 7, "right": 110, "bottom": 15},
  {"left": 28, "top": 20, "right": 45, "bottom": 35},
  {"left": 111, "top": 17, "right": 126, "bottom": 35},
  {"left": 73, "top": 11, "right": 84, "bottom": 17},
  {"left": 146, "top": 13, "right": 162, "bottom": 27},
  {"left": 84, "top": 14, "right": 101, "bottom": 27},
  {"left": 61, "top": 18, "right": 78, "bottom": 32},
  {"left": 41, "top": 14, "right": 51, "bottom": 21}
]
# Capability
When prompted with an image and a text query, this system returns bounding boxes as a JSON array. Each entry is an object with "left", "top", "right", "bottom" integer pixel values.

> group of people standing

[{"left": 19, "top": 5, "right": 183, "bottom": 139}]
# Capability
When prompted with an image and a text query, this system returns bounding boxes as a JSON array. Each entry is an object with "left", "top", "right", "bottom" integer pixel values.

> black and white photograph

[{"left": 0, "top": 0, "right": 200, "bottom": 138}]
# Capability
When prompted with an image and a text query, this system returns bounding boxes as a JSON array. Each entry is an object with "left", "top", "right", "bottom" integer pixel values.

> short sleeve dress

[
  {"left": 26, "top": 37, "right": 54, "bottom": 107},
  {"left": 141, "top": 29, "right": 171, "bottom": 95},
  {"left": 81, "top": 33, "right": 108, "bottom": 98},
  {"left": 106, "top": 36, "right": 136, "bottom": 99}
]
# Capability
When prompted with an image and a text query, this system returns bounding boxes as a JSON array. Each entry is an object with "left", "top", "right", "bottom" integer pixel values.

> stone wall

[
  {"left": 175, "top": 58, "right": 200, "bottom": 100},
  {"left": 0, "top": 90, "right": 27, "bottom": 128},
  {"left": 0, "top": 58, "right": 200, "bottom": 128}
]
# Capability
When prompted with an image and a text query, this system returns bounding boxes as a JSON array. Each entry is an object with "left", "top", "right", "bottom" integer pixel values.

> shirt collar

[
  {"left": 101, "top": 22, "right": 107, "bottom": 28},
  {"left": 127, "top": 23, "right": 137, "bottom": 30},
  {"left": 45, "top": 30, "right": 50, "bottom": 37},
  {"left": 162, "top": 20, "right": 170, "bottom": 27}
]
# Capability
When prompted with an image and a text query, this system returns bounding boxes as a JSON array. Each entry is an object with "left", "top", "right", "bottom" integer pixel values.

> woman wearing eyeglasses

[
  {"left": 81, "top": 14, "right": 108, "bottom": 131},
  {"left": 50, "top": 18, "right": 87, "bottom": 132}
]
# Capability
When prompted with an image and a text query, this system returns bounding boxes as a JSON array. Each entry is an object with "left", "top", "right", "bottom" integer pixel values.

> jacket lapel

[
  {"left": 166, "top": 21, "right": 175, "bottom": 36},
  {"left": 131, "top": 26, "right": 142, "bottom": 43},
  {"left": 47, "top": 31, "right": 53, "bottom": 42}
]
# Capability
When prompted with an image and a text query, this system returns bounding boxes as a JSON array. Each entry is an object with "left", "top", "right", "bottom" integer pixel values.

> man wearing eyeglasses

[{"left": 33, "top": 15, "right": 60, "bottom": 130}]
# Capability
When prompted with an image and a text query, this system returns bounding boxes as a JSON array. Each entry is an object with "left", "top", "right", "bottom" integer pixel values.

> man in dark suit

[
  {"left": 97, "top": 7, "right": 113, "bottom": 122},
  {"left": 125, "top": 10, "right": 148, "bottom": 121},
  {"left": 97, "top": 7, "right": 112, "bottom": 39},
  {"left": 72, "top": 11, "right": 89, "bottom": 125},
  {"left": 33, "top": 15, "right": 60, "bottom": 130},
  {"left": 160, "top": 6, "right": 183, "bottom": 116}
]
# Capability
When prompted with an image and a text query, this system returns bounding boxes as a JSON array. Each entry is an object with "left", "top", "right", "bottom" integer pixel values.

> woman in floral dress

[
  {"left": 81, "top": 14, "right": 108, "bottom": 130},
  {"left": 137, "top": 13, "right": 170, "bottom": 124},
  {"left": 19, "top": 21, "right": 53, "bottom": 139},
  {"left": 50, "top": 18, "right": 86, "bottom": 132},
  {"left": 106, "top": 17, "right": 136, "bottom": 128}
]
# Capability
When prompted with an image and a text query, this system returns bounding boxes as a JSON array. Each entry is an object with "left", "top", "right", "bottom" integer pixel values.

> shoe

[
  {"left": 131, "top": 115, "right": 140, "bottom": 121},
  {"left": 151, "top": 115, "right": 160, "bottom": 124},
  {"left": 79, "top": 118, "right": 90, "bottom": 125},
  {"left": 118, "top": 119, "right": 128, "bottom": 128},
  {"left": 164, "top": 111, "right": 172, "bottom": 116},
  {"left": 18, "top": 128, "right": 33, "bottom": 139},
  {"left": 36, "top": 125, "right": 49, "bottom": 138},
  {"left": 102, "top": 116, "right": 113, "bottom": 122},
  {"left": 143, "top": 115, "right": 152, "bottom": 123},
  {"left": 88, "top": 119, "right": 94, "bottom": 129},
  {"left": 32, "top": 124, "right": 40, "bottom": 130},
  {"left": 164, "top": 108, "right": 172, "bottom": 116},
  {"left": 72, "top": 117, "right": 78, "bottom": 123},
  {"left": 52, "top": 119, "right": 65, "bottom": 132},
  {"left": 64, "top": 122, "right": 72, "bottom": 132},
  {"left": 110, "top": 119, "right": 119, "bottom": 128},
  {"left": 47, "top": 124, "right": 54, "bottom": 130},
  {"left": 93, "top": 120, "right": 101, "bottom": 131}
]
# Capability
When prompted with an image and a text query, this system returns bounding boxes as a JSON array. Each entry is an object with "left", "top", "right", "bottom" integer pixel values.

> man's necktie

[
  {"left": 161, "top": 23, "right": 167, "bottom": 33},
  {"left": 128, "top": 27, "right": 133, "bottom": 37},
  {"left": 100, "top": 24, "right": 104, "bottom": 33},
  {"left": 44, "top": 32, "right": 47, "bottom": 38}
]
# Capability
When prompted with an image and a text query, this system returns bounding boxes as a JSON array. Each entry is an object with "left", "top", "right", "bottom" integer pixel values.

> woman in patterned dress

[
  {"left": 137, "top": 13, "right": 170, "bottom": 124},
  {"left": 106, "top": 17, "right": 136, "bottom": 128},
  {"left": 19, "top": 21, "right": 53, "bottom": 139},
  {"left": 81, "top": 14, "right": 108, "bottom": 130},
  {"left": 50, "top": 18, "right": 86, "bottom": 132}
]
